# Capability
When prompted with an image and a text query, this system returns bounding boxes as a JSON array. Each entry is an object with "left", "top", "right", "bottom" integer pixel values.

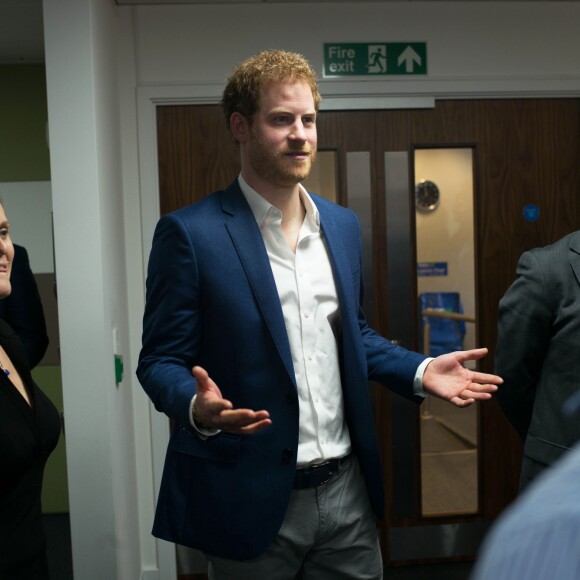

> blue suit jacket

[{"left": 137, "top": 180, "right": 426, "bottom": 560}]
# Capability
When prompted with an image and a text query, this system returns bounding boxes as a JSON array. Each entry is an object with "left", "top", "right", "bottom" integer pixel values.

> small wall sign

[
  {"left": 523, "top": 204, "right": 540, "bottom": 222},
  {"left": 417, "top": 262, "right": 448, "bottom": 277}
]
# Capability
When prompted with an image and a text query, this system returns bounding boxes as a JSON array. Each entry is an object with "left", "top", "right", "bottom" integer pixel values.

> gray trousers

[{"left": 206, "top": 454, "right": 383, "bottom": 580}]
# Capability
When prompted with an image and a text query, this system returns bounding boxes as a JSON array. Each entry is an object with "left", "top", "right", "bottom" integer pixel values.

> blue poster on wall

[{"left": 417, "top": 262, "right": 448, "bottom": 277}]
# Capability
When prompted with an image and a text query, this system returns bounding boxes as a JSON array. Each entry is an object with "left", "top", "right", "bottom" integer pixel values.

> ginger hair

[{"left": 221, "top": 49, "right": 321, "bottom": 135}]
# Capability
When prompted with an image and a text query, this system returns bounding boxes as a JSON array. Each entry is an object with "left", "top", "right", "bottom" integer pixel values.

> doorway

[
  {"left": 155, "top": 97, "right": 580, "bottom": 568},
  {"left": 415, "top": 147, "right": 478, "bottom": 518}
]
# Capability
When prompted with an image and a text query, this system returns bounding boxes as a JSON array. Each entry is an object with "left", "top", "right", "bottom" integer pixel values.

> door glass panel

[{"left": 414, "top": 148, "right": 479, "bottom": 517}]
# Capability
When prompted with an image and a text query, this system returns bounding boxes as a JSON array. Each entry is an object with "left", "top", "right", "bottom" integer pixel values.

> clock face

[{"left": 415, "top": 180, "right": 440, "bottom": 212}]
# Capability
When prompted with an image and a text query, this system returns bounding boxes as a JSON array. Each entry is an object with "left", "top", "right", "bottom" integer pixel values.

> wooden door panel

[{"left": 156, "top": 104, "right": 239, "bottom": 215}]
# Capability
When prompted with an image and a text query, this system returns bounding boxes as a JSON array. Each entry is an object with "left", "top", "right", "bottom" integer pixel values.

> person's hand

[
  {"left": 192, "top": 366, "right": 272, "bottom": 434},
  {"left": 422, "top": 348, "right": 502, "bottom": 407}
]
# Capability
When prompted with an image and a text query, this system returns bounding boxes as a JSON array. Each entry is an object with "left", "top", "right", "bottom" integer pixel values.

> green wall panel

[
  {"left": 33, "top": 365, "right": 69, "bottom": 514},
  {"left": 0, "top": 65, "right": 51, "bottom": 182}
]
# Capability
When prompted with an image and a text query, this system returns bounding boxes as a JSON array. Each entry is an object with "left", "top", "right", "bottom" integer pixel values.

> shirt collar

[{"left": 238, "top": 174, "right": 320, "bottom": 230}]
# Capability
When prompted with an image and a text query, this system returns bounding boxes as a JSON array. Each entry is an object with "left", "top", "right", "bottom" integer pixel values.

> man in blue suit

[{"left": 137, "top": 49, "right": 502, "bottom": 579}]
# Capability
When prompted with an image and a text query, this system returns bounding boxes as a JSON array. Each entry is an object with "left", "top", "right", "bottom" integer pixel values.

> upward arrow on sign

[{"left": 398, "top": 46, "right": 422, "bottom": 73}]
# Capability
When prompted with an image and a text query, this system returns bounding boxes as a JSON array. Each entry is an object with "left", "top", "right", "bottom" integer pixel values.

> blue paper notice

[{"left": 417, "top": 262, "right": 448, "bottom": 277}]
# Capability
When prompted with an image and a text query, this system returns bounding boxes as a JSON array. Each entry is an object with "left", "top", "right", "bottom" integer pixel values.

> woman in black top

[{"left": 0, "top": 203, "right": 61, "bottom": 579}]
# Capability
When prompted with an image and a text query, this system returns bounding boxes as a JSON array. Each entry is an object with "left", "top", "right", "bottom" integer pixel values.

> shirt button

[{"left": 304, "top": 312, "right": 310, "bottom": 318}]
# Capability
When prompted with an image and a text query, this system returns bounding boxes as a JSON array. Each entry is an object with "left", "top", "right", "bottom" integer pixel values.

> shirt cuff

[
  {"left": 413, "top": 357, "right": 435, "bottom": 398},
  {"left": 190, "top": 395, "right": 221, "bottom": 437}
]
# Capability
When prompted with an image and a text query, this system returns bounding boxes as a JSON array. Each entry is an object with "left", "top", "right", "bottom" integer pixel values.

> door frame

[{"left": 135, "top": 95, "right": 440, "bottom": 569}]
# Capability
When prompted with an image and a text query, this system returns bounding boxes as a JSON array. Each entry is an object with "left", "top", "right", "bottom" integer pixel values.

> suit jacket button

[
  {"left": 286, "top": 393, "right": 297, "bottom": 404},
  {"left": 282, "top": 448, "right": 293, "bottom": 459}
]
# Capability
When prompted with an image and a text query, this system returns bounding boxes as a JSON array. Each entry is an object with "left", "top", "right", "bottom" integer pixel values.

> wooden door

[{"left": 156, "top": 98, "right": 580, "bottom": 568}]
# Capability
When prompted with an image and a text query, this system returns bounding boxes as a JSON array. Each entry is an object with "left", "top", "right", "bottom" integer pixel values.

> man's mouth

[{"left": 285, "top": 150, "right": 311, "bottom": 158}]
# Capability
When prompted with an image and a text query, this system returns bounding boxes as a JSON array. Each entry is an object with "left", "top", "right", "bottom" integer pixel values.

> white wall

[
  {"left": 132, "top": 2, "right": 580, "bottom": 97},
  {"left": 42, "top": 1, "right": 580, "bottom": 579},
  {"left": 0, "top": 181, "right": 53, "bottom": 273},
  {"left": 44, "top": 0, "right": 142, "bottom": 578}
]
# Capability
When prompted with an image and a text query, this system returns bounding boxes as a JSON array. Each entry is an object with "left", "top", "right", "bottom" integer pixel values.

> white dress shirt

[{"left": 239, "top": 176, "right": 351, "bottom": 465}]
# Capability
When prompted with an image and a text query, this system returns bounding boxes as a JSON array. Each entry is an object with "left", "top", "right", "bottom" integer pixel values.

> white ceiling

[{"left": 0, "top": 0, "right": 576, "bottom": 64}]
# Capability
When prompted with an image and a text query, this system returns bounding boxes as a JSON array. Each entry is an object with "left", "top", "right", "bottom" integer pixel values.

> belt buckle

[
  {"left": 297, "top": 459, "right": 330, "bottom": 473},
  {"left": 319, "top": 468, "right": 336, "bottom": 486},
  {"left": 312, "top": 460, "right": 331, "bottom": 471},
  {"left": 314, "top": 458, "right": 337, "bottom": 486},
  {"left": 294, "top": 458, "right": 341, "bottom": 489}
]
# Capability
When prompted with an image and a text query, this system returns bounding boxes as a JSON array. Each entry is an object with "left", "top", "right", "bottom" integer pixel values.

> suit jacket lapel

[
  {"left": 317, "top": 203, "right": 369, "bottom": 385},
  {"left": 319, "top": 212, "right": 356, "bottom": 319},
  {"left": 221, "top": 181, "right": 296, "bottom": 385}
]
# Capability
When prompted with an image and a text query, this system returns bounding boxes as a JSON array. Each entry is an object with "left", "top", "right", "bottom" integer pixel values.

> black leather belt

[{"left": 293, "top": 455, "right": 349, "bottom": 489}]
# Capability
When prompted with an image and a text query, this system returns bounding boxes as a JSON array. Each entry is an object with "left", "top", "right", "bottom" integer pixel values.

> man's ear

[{"left": 230, "top": 112, "right": 249, "bottom": 142}]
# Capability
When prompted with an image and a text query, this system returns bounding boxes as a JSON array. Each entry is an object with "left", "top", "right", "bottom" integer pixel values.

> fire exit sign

[{"left": 323, "top": 43, "right": 427, "bottom": 77}]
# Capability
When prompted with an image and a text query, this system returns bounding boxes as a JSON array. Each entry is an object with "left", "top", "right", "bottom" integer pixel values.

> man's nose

[{"left": 289, "top": 121, "right": 307, "bottom": 141}]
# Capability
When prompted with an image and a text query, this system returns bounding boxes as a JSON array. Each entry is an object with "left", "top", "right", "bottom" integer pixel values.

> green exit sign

[{"left": 323, "top": 43, "right": 427, "bottom": 77}]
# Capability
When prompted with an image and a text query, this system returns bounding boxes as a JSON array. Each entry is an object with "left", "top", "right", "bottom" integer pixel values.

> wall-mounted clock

[{"left": 415, "top": 180, "right": 440, "bottom": 212}]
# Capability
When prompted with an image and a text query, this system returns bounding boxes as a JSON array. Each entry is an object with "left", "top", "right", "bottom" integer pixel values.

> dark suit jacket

[
  {"left": 0, "top": 245, "right": 48, "bottom": 369},
  {"left": 137, "top": 180, "right": 426, "bottom": 560},
  {"left": 495, "top": 230, "right": 580, "bottom": 488}
]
